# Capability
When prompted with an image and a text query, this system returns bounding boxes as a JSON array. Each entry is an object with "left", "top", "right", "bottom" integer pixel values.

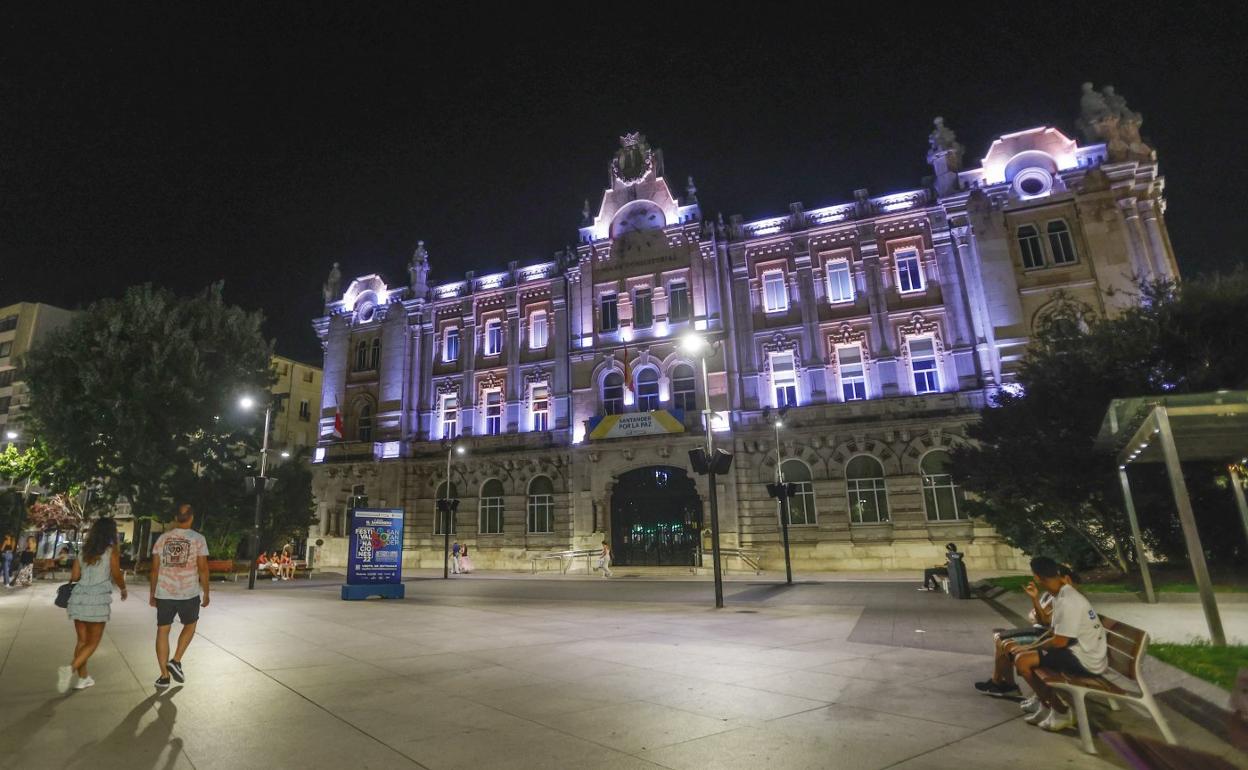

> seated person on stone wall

[
  {"left": 1010, "top": 557, "right": 1108, "bottom": 733},
  {"left": 972, "top": 563, "right": 1072, "bottom": 698},
  {"left": 918, "top": 543, "right": 959, "bottom": 591}
]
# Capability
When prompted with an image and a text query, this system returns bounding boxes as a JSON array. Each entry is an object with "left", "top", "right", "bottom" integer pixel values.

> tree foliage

[
  {"left": 952, "top": 271, "right": 1248, "bottom": 571},
  {"left": 21, "top": 283, "right": 274, "bottom": 523}
]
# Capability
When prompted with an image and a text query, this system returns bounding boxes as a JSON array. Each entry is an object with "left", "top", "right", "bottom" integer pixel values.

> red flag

[{"left": 332, "top": 408, "right": 344, "bottom": 439}]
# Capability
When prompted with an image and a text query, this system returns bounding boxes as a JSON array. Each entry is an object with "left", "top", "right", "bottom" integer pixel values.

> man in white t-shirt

[
  {"left": 1012, "top": 556, "right": 1108, "bottom": 734},
  {"left": 149, "top": 504, "right": 209, "bottom": 689}
]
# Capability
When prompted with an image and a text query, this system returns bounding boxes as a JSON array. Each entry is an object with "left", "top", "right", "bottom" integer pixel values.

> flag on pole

[
  {"left": 622, "top": 346, "right": 632, "bottom": 393},
  {"left": 332, "top": 407, "right": 344, "bottom": 439}
]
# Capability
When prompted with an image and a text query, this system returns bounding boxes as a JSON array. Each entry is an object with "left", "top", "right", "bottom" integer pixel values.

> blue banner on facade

[{"left": 347, "top": 508, "right": 404, "bottom": 585}]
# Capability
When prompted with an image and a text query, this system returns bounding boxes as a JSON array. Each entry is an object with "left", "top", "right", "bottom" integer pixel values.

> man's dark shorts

[
  {"left": 156, "top": 596, "right": 201, "bottom": 627},
  {"left": 1039, "top": 646, "right": 1093, "bottom": 676}
]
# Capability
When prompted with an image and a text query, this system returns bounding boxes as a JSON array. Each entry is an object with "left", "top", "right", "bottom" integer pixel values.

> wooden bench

[
  {"left": 1034, "top": 614, "right": 1176, "bottom": 754},
  {"left": 231, "top": 560, "right": 314, "bottom": 582}
]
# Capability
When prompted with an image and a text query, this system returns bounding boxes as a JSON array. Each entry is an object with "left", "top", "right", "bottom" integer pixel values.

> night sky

[{"left": 4, "top": 6, "right": 1245, "bottom": 362}]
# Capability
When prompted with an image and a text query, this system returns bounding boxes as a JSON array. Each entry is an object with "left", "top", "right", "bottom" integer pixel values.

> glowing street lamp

[
  {"left": 4, "top": 430, "right": 18, "bottom": 441},
  {"left": 238, "top": 393, "right": 287, "bottom": 590},
  {"left": 681, "top": 331, "right": 730, "bottom": 608}
]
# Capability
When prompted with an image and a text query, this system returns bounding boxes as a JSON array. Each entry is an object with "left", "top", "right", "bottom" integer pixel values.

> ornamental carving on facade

[
  {"left": 611, "top": 132, "right": 655, "bottom": 186},
  {"left": 761, "top": 332, "right": 799, "bottom": 355},
  {"left": 524, "top": 367, "right": 549, "bottom": 386},
  {"left": 827, "top": 323, "right": 866, "bottom": 350},
  {"left": 435, "top": 379, "right": 459, "bottom": 397},
  {"left": 477, "top": 371, "right": 504, "bottom": 398},
  {"left": 897, "top": 313, "right": 943, "bottom": 360}
]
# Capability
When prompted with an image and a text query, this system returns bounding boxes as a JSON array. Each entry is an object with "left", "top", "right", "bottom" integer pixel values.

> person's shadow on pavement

[{"left": 63, "top": 687, "right": 184, "bottom": 770}]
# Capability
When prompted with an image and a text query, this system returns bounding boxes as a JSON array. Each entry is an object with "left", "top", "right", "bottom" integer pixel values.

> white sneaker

[
  {"left": 57, "top": 665, "right": 73, "bottom": 693},
  {"left": 1019, "top": 695, "right": 1042, "bottom": 713},
  {"left": 74, "top": 675, "right": 95, "bottom": 690},
  {"left": 1024, "top": 706, "right": 1050, "bottom": 725},
  {"left": 1040, "top": 708, "right": 1076, "bottom": 732}
]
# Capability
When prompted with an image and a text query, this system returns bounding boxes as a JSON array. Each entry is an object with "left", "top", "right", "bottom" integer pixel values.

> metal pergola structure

[{"left": 1096, "top": 390, "right": 1248, "bottom": 647}]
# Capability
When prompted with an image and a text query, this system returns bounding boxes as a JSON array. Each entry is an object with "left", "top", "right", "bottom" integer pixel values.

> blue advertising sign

[{"left": 347, "top": 508, "right": 404, "bottom": 585}]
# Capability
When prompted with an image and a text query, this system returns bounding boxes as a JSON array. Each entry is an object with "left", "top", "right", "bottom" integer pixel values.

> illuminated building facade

[{"left": 309, "top": 88, "right": 1175, "bottom": 571}]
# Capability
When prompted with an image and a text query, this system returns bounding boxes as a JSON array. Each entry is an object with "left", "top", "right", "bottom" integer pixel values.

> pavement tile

[{"left": 531, "top": 700, "right": 737, "bottom": 754}]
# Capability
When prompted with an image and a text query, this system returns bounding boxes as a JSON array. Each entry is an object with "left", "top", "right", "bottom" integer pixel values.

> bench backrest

[{"left": 1100, "top": 614, "right": 1146, "bottom": 682}]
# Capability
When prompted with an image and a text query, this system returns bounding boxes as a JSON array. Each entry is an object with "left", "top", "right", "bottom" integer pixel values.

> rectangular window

[
  {"left": 298, "top": 400, "right": 311, "bottom": 421},
  {"left": 443, "top": 327, "right": 460, "bottom": 362},
  {"left": 0, "top": 396, "right": 9, "bottom": 414},
  {"left": 672, "top": 368, "right": 696, "bottom": 413},
  {"left": 527, "top": 494, "right": 554, "bottom": 533},
  {"left": 826, "top": 260, "right": 854, "bottom": 304},
  {"left": 0, "top": 316, "right": 16, "bottom": 332},
  {"left": 762, "top": 271, "right": 788, "bottom": 313},
  {"left": 1018, "top": 225, "right": 1045, "bottom": 269},
  {"left": 600, "top": 293, "right": 618, "bottom": 332},
  {"left": 303, "top": 370, "right": 314, "bottom": 383},
  {"left": 0, "top": 369, "right": 13, "bottom": 387},
  {"left": 1047, "top": 220, "right": 1077, "bottom": 265},
  {"left": 668, "top": 281, "right": 690, "bottom": 321},
  {"left": 637, "top": 374, "right": 659, "bottom": 411},
  {"left": 771, "top": 352, "right": 798, "bottom": 408},
  {"left": 529, "top": 311, "right": 548, "bottom": 350},
  {"left": 633, "top": 288, "right": 653, "bottom": 328},
  {"left": 837, "top": 345, "right": 867, "bottom": 401},
  {"left": 484, "top": 391, "right": 502, "bottom": 435},
  {"left": 441, "top": 395, "right": 458, "bottom": 439},
  {"left": 895, "top": 249, "right": 924, "bottom": 293},
  {"left": 909, "top": 337, "right": 940, "bottom": 394},
  {"left": 788, "top": 482, "right": 816, "bottom": 526},
  {"left": 484, "top": 320, "right": 502, "bottom": 356},
  {"left": 479, "top": 495, "right": 504, "bottom": 534},
  {"left": 0, "top": 341, "right": 11, "bottom": 358},
  {"left": 531, "top": 385, "right": 549, "bottom": 432}
]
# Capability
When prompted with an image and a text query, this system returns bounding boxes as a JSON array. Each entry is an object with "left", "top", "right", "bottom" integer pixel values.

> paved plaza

[{"left": 0, "top": 575, "right": 1241, "bottom": 769}]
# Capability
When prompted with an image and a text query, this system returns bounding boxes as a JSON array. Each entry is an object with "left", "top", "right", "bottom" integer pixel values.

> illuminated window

[
  {"left": 637, "top": 369, "right": 659, "bottom": 411},
  {"left": 1018, "top": 225, "right": 1044, "bottom": 269},
  {"left": 781, "top": 460, "right": 816, "bottom": 525},
  {"left": 837, "top": 345, "right": 867, "bottom": 401},
  {"left": 484, "top": 390, "right": 502, "bottom": 435},
  {"left": 479, "top": 478, "right": 504, "bottom": 534},
  {"left": 762, "top": 271, "right": 788, "bottom": 313},
  {"left": 847, "top": 455, "right": 889, "bottom": 523},
  {"left": 770, "top": 351, "right": 798, "bottom": 408},
  {"left": 895, "top": 249, "right": 924, "bottom": 293},
  {"left": 444, "top": 327, "right": 460, "bottom": 362},
  {"left": 633, "top": 288, "right": 653, "bottom": 328},
  {"left": 1047, "top": 220, "right": 1077, "bottom": 265},
  {"left": 668, "top": 281, "right": 690, "bottom": 321},
  {"left": 356, "top": 404, "right": 372, "bottom": 442},
  {"left": 922, "top": 450, "right": 965, "bottom": 521},
  {"left": 600, "top": 293, "right": 619, "bottom": 332},
  {"left": 909, "top": 337, "right": 939, "bottom": 394},
  {"left": 826, "top": 259, "right": 854, "bottom": 304},
  {"left": 531, "top": 384, "right": 549, "bottom": 432},
  {"left": 602, "top": 372, "right": 624, "bottom": 415},
  {"left": 527, "top": 475, "right": 554, "bottom": 533},
  {"left": 484, "top": 320, "right": 503, "bottom": 356},
  {"left": 440, "top": 394, "right": 458, "bottom": 439},
  {"left": 672, "top": 364, "right": 696, "bottom": 413},
  {"left": 529, "top": 311, "right": 548, "bottom": 350}
]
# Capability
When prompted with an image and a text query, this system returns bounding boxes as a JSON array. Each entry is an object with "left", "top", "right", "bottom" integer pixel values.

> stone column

[
  {"left": 321, "top": 314, "right": 349, "bottom": 440},
  {"left": 506, "top": 305, "right": 521, "bottom": 432},
  {"left": 551, "top": 277, "right": 570, "bottom": 429},
  {"left": 1141, "top": 200, "right": 1174, "bottom": 281},
  {"left": 931, "top": 229, "right": 976, "bottom": 389},
  {"left": 794, "top": 259, "right": 826, "bottom": 401},
  {"left": 1116, "top": 197, "right": 1154, "bottom": 281},
  {"left": 951, "top": 225, "right": 998, "bottom": 386}
]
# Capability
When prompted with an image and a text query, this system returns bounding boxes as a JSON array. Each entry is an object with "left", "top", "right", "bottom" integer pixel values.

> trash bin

[{"left": 946, "top": 551, "right": 972, "bottom": 599}]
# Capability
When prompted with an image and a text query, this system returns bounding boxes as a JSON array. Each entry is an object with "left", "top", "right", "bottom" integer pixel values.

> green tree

[
  {"left": 21, "top": 283, "right": 274, "bottom": 543},
  {"left": 952, "top": 271, "right": 1248, "bottom": 571},
  {"left": 258, "top": 448, "right": 318, "bottom": 551}
]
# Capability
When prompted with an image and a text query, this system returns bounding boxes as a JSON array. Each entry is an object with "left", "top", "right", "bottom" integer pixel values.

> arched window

[
  {"left": 479, "top": 478, "right": 504, "bottom": 534},
  {"left": 356, "top": 404, "right": 373, "bottom": 442},
  {"left": 637, "top": 368, "right": 660, "bottom": 411},
  {"left": 846, "top": 455, "right": 888, "bottom": 523},
  {"left": 921, "top": 450, "right": 965, "bottom": 521},
  {"left": 527, "top": 476, "right": 554, "bottom": 533},
  {"left": 602, "top": 372, "right": 624, "bottom": 415},
  {"left": 780, "top": 460, "right": 816, "bottom": 525},
  {"left": 435, "top": 481, "right": 458, "bottom": 534},
  {"left": 1017, "top": 225, "right": 1044, "bottom": 269},
  {"left": 672, "top": 364, "right": 696, "bottom": 413},
  {"left": 370, "top": 338, "right": 381, "bottom": 370},
  {"left": 355, "top": 341, "right": 368, "bottom": 371},
  {"left": 1046, "top": 220, "right": 1077, "bottom": 265}
]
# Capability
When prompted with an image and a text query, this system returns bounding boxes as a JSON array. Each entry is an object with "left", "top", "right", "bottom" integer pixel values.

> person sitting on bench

[
  {"left": 1011, "top": 557, "right": 1108, "bottom": 733},
  {"left": 918, "top": 543, "right": 958, "bottom": 591},
  {"left": 973, "top": 564, "right": 1071, "bottom": 698}
]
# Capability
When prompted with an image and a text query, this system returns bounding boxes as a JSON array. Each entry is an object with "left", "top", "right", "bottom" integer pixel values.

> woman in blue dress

[{"left": 59, "top": 517, "right": 128, "bottom": 692}]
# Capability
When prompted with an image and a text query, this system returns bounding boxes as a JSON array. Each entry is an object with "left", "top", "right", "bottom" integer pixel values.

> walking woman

[
  {"left": 58, "top": 517, "right": 127, "bottom": 692},
  {"left": 1, "top": 539, "right": 13, "bottom": 587}
]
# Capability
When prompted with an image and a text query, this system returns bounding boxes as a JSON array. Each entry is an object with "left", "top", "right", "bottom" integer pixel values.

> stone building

[
  {"left": 309, "top": 86, "right": 1176, "bottom": 572},
  {"left": 269, "top": 355, "right": 323, "bottom": 456},
  {"left": 0, "top": 302, "right": 77, "bottom": 447}
]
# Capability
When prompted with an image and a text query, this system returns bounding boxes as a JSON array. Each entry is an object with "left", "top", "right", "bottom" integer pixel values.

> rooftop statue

[{"left": 323, "top": 262, "right": 342, "bottom": 304}]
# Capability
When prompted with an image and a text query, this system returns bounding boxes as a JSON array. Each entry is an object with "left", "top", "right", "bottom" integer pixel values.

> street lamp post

[
  {"left": 682, "top": 332, "right": 727, "bottom": 609},
  {"left": 772, "top": 419, "right": 794, "bottom": 584},
  {"left": 240, "top": 394, "right": 284, "bottom": 591},
  {"left": 440, "top": 442, "right": 465, "bottom": 579}
]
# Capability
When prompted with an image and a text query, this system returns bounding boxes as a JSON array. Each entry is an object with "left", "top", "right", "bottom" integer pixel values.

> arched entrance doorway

[{"left": 610, "top": 466, "right": 702, "bottom": 566}]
